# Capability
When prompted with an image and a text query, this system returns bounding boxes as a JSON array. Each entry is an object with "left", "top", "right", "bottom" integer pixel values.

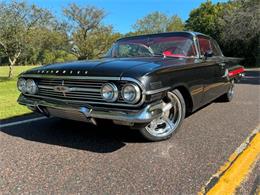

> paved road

[{"left": 0, "top": 69, "right": 259, "bottom": 194}]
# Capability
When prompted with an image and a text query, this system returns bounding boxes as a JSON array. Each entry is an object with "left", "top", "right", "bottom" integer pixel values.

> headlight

[
  {"left": 25, "top": 79, "right": 38, "bottom": 94},
  {"left": 17, "top": 78, "right": 27, "bottom": 93},
  {"left": 101, "top": 83, "right": 118, "bottom": 102},
  {"left": 122, "top": 83, "right": 141, "bottom": 104}
]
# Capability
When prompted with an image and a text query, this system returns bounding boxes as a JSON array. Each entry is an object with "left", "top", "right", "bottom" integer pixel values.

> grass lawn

[{"left": 0, "top": 66, "right": 38, "bottom": 119}]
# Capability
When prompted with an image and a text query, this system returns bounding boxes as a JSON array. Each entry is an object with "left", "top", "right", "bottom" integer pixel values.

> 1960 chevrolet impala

[{"left": 17, "top": 32, "right": 244, "bottom": 141}]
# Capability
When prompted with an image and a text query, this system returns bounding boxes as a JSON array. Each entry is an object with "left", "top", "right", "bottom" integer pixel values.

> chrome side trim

[
  {"left": 120, "top": 77, "right": 146, "bottom": 93},
  {"left": 121, "top": 77, "right": 170, "bottom": 95},
  {"left": 145, "top": 87, "right": 170, "bottom": 95}
]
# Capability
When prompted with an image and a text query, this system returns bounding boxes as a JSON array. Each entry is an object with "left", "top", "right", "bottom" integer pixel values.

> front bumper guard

[{"left": 17, "top": 95, "right": 164, "bottom": 125}]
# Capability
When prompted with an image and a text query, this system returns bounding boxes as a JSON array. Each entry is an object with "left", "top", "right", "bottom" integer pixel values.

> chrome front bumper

[{"left": 17, "top": 95, "right": 164, "bottom": 126}]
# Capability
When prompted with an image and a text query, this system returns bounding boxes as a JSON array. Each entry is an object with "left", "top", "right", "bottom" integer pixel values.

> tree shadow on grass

[{"left": 0, "top": 76, "right": 16, "bottom": 82}]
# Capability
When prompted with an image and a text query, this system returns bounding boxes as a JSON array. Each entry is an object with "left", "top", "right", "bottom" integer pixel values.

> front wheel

[{"left": 139, "top": 89, "right": 186, "bottom": 141}]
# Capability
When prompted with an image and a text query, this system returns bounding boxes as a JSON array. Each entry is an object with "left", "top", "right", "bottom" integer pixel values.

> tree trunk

[
  {"left": 8, "top": 63, "right": 14, "bottom": 78},
  {"left": 8, "top": 59, "right": 16, "bottom": 78},
  {"left": 8, "top": 51, "right": 21, "bottom": 78}
]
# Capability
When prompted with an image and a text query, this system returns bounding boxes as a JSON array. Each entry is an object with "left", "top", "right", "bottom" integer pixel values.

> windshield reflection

[{"left": 106, "top": 35, "right": 197, "bottom": 58}]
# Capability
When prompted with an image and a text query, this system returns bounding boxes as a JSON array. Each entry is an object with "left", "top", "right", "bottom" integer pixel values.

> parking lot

[{"left": 0, "top": 69, "right": 259, "bottom": 194}]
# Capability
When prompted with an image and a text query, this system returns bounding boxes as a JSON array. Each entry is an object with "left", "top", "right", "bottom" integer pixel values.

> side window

[
  {"left": 210, "top": 39, "right": 222, "bottom": 56},
  {"left": 118, "top": 44, "right": 132, "bottom": 57},
  {"left": 198, "top": 36, "right": 211, "bottom": 55}
]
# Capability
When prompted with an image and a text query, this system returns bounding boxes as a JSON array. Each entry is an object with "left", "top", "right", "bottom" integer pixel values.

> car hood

[{"left": 23, "top": 57, "right": 165, "bottom": 78}]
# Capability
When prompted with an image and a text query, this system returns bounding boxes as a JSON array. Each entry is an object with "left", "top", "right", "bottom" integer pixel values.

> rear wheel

[
  {"left": 219, "top": 79, "right": 235, "bottom": 102},
  {"left": 139, "top": 89, "right": 186, "bottom": 141}
]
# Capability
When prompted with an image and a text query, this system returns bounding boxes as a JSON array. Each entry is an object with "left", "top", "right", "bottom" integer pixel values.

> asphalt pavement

[{"left": 0, "top": 69, "right": 259, "bottom": 194}]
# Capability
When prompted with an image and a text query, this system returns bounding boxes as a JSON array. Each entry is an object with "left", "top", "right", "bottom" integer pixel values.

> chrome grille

[
  {"left": 36, "top": 79, "right": 106, "bottom": 102},
  {"left": 22, "top": 75, "right": 145, "bottom": 107}
]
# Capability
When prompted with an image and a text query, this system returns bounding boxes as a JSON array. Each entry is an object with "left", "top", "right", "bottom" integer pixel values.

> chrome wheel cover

[
  {"left": 145, "top": 92, "right": 183, "bottom": 138},
  {"left": 228, "top": 80, "right": 235, "bottom": 98}
]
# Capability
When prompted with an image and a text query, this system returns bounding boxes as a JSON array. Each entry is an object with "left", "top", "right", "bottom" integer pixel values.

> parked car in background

[{"left": 17, "top": 32, "right": 244, "bottom": 141}]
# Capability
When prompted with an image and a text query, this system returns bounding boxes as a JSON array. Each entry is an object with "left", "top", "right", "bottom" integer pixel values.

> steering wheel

[{"left": 128, "top": 43, "right": 154, "bottom": 57}]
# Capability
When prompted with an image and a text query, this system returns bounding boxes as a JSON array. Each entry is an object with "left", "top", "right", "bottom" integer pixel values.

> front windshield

[{"left": 105, "top": 35, "right": 197, "bottom": 58}]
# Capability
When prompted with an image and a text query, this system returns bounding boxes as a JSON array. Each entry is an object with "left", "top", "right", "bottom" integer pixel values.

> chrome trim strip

[
  {"left": 38, "top": 85, "right": 53, "bottom": 89},
  {"left": 145, "top": 87, "right": 170, "bottom": 95},
  {"left": 189, "top": 31, "right": 200, "bottom": 58},
  {"left": 38, "top": 85, "right": 100, "bottom": 93},
  {"left": 121, "top": 77, "right": 170, "bottom": 95},
  {"left": 70, "top": 87, "right": 100, "bottom": 92},
  {"left": 25, "top": 94, "right": 143, "bottom": 108},
  {"left": 36, "top": 92, "right": 102, "bottom": 100},
  {"left": 21, "top": 74, "right": 121, "bottom": 81},
  {"left": 120, "top": 77, "right": 146, "bottom": 93}
]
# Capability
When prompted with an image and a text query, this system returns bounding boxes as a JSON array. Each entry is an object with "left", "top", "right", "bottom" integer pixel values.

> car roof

[{"left": 117, "top": 31, "right": 210, "bottom": 42}]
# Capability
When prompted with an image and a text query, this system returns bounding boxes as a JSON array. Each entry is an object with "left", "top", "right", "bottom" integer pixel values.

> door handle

[{"left": 219, "top": 63, "right": 226, "bottom": 67}]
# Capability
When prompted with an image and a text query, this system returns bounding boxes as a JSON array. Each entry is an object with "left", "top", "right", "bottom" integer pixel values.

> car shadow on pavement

[
  {"left": 238, "top": 69, "right": 260, "bottom": 85},
  {"left": 0, "top": 117, "right": 147, "bottom": 153}
]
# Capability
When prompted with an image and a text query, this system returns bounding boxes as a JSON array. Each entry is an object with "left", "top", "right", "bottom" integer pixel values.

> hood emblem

[
  {"left": 53, "top": 80, "right": 70, "bottom": 96},
  {"left": 53, "top": 86, "right": 70, "bottom": 93},
  {"left": 53, "top": 84, "right": 70, "bottom": 98}
]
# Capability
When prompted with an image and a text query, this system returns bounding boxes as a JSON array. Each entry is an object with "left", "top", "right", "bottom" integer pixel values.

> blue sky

[{"left": 26, "top": 0, "right": 227, "bottom": 33}]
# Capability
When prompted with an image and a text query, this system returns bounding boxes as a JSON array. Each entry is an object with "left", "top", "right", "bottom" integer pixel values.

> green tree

[
  {"left": 186, "top": 0, "right": 259, "bottom": 66},
  {"left": 133, "top": 12, "right": 169, "bottom": 34},
  {"left": 64, "top": 3, "right": 119, "bottom": 60},
  {"left": 41, "top": 49, "right": 77, "bottom": 64},
  {"left": 27, "top": 23, "right": 72, "bottom": 65},
  {"left": 71, "top": 25, "right": 120, "bottom": 60},
  {"left": 167, "top": 15, "right": 185, "bottom": 32},
  {"left": 219, "top": 0, "right": 260, "bottom": 66},
  {"left": 185, "top": 0, "right": 226, "bottom": 40},
  {"left": 132, "top": 12, "right": 184, "bottom": 35},
  {"left": 0, "top": 1, "right": 52, "bottom": 77}
]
